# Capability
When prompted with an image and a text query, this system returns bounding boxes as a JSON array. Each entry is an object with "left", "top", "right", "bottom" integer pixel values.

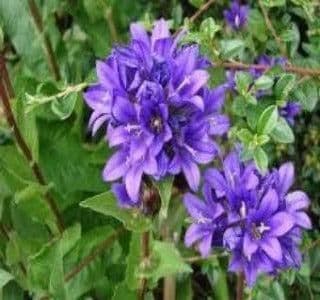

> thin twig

[
  {"left": 138, "top": 231, "right": 150, "bottom": 300},
  {"left": 0, "top": 59, "right": 64, "bottom": 233},
  {"left": 236, "top": 272, "right": 244, "bottom": 300},
  {"left": 27, "top": 0, "right": 61, "bottom": 81},
  {"left": 219, "top": 61, "right": 320, "bottom": 77},
  {"left": 189, "top": 0, "right": 216, "bottom": 23},
  {"left": 64, "top": 227, "right": 125, "bottom": 282},
  {"left": 258, "top": 0, "right": 287, "bottom": 57}
]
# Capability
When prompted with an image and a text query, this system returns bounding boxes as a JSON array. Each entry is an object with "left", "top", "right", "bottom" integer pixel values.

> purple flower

[
  {"left": 84, "top": 19, "right": 228, "bottom": 206},
  {"left": 184, "top": 191, "right": 226, "bottom": 257},
  {"left": 223, "top": 1, "right": 249, "bottom": 31},
  {"left": 184, "top": 151, "right": 311, "bottom": 286},
  {"left": 279, "top": 102, "right": 301, "bottom": 125}
]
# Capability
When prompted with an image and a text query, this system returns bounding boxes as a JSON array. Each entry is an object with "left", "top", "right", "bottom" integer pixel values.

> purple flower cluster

[
  {"left": 184, "top": 151, "right": 311, "bottom": 286},
  {"left": 84, "top": 20, "right": 229, "bottom": 207},
  {"left": 224, "top": 1, "right": 249, "bottom": 31}
]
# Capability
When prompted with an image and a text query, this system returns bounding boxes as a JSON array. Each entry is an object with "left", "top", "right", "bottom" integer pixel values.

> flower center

[
  {"left": 150, "top": 116, "right": 163, "bottom": 133},
  {"left": 251, "top": 222, "right": 270, "bottom": 240}
]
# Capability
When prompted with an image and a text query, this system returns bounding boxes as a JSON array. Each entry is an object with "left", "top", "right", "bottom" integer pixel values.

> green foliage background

[{"left": 0, "top": 0, "right": 319, "bottom": 299}]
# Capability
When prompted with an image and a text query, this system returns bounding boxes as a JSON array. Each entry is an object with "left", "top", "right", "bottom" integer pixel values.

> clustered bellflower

[
  {"left": 223, "top": 0, "right": 249, "bottom": 31},
  {"left": 184, "top": 151, "right": 311, "bottom": 286},
  {"left": 84, "top": 20, "right": 229, "bottom": 207}
]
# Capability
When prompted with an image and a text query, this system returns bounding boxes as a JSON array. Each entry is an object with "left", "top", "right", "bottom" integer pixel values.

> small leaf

[
  {"left": 153, "top": 177, "right": 173, "bottom": 220},
  {"left": 188, "top": 0, "right": 204, "bottom": 8},
  {"left": 200, "top": 18, "right": 220, "bottom": 39},
  {"left": 255, "top": 75, "right": 274, "bottom": 90},
  {"left": 271, "top": 117, "right": 294, "bottom": 143},
  {"left": 293, "top": 80, "right": 318, "bottom": 111},
  {"left": 275, "top": 74, "right": 296, "bottom": 101},
  {"left": 220, "top": 39, "right": 245, "bottom": 59},
  {"left": 254, "top": 147, "right": 268, "bottom": 173},
  {"left": 257, "top": 105, "right": 278, "bottom": 135},
  {"left": 237, "top": 129, "right": 253, "bottom": 146},
  {"left": 51, "top": 93, "right": 78, "bottom": 120},
  {"left": 112, "top": 281, "right": 136, "bottom": 300},
  {"left": 0, "top": 269, "right": 14, "bottom": 289},
  {"left": 235, "top": 72, "right": 252, "bottom": 95},
  {"left": 80, "top": 192, "right": 152, "bottom": 232},
  {"left": 262, "top": 0, "right": 286, "bottom": 7}
]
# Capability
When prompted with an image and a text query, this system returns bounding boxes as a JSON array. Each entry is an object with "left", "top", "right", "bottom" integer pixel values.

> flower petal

[
  {"left": 184, "top": 223, "right": 205, "bottom": 247},
  {"left": 198, "top": 233, "right": 213, "bottom": 257},
  {"left": 103, "top": 150, "right": 128, "bottom": 181},
  {"left": 261, "top": 237, "right": 282, "bottom": 262},
  {"left": 183, "top": 193, "right": 208, "bottom": 221},
  {"left": 243, "top": 233, "right": 258, "bottom": 259},
  {"left": 259, "top": 189, "right": 279, "bottom": 218},
  {"left": 125, "top": 165, "right": 143, "bottom": 201},
  {"left": 278, "top": 162, "right": 294, "bottom": 196},
  {"left": 269, "top": 212, "right": 294, "bottom": 236},
  {"left": 182, "top": 160, "right": 200, "bottom": 191},
  {"left": 285, "top": 191, "right": 309, "bottom": 212},
  {"left": 294, "top": 212, "right": 312, "bottom": 229}
]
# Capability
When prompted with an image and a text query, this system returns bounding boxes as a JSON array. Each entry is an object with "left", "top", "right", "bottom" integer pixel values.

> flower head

[
  {"left": 224, "top": 1, "right": 249, "bottom": 31},
  {"left": 84, "top": 19, "right": 228, "bottom": 205},
  {"left": 184, "top": 151, "right": 311, "bottom": 286}
]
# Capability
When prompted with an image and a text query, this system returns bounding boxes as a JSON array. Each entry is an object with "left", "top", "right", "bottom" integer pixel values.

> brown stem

[
  {"left": 138, "top": 231, "right": 150, "bottom": 300},
  {"left": 236, "top": 272, "right": 244, "bottom": 300},
  {"left": 189, "top": 0, "right": 216, "bottom": 23},
  {"left": 220, "top": 61, "right": 320, "bottom": 77},
  {"left": 258, "top": 0, "right": 287, "bottom": 57},
  {"left": 27, "top": 0, "right": 61, "bottom": 81},
  {"left": 0, "top": 61, "right": 64, "bottom": 233},
  {"left": 64, "top": 227, "right": 125, "bottom": 282}
]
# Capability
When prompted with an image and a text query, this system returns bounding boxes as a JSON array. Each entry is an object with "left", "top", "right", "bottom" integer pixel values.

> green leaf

[
  {"left": 80, "top": 192, "right": 152, "bottom": 232},
  {"left": 293, "top": 80, "right": 319, "bottom": 111},
  {"left": 0, "top": 269, "right": 14, "bottom": 288},
  {"left": 28, "top": 240, "right": 66, "bottom": 299},
  {"left": 60, "top": 223, "right": 81, "bottom": 256},
  {"left": 237, "top": 129, "right": 253, "bottom": 146},
  {"left": 112, "top": 281, "right": 136, "bottom": 300},
  {"left": 248, "top": 10, "right": 268, "bottom": 42},
  {"left": 254, "top": 147, "right": 268, "bottom": 173},
  {"left": 14, "top": 98, "right": 39, "bottom": 161},
  {"left": 262, "top": 0, "right": 286, "bottom": 7},
  {"left": 153, "top": 177, "right": 173, "bottom": 220},
  {"left": 50, "top": 93, "right": 78, "bottom": 120},
  {"left": 141, "top": 241, "right": 192, "bottom": 283},
  {"left": 235, "top": 72, "right": 252, "bottom": 95},
  {"left": 271, "top": 117, "right": 295, "bottom": 143},
  {"left": 220, "top": 39, "right": 245, "bottom": 59},
  {"left": 275, "top": 74, "right": 296, "bottom": 101},
  {"left": 14, "top": 183, "right": 57, "bottom": 232},
  {"left": 255, "top": 75, "right": 274, "bottom": 90},
  {"left": 257, "top": 105, "right": 278, "bottom": 135},
  {"left": 188, "top": 0, "right": 204, "bottom": 8},
  {"left": 200, "top": 18, "right": 220, "bottom": 39}
]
